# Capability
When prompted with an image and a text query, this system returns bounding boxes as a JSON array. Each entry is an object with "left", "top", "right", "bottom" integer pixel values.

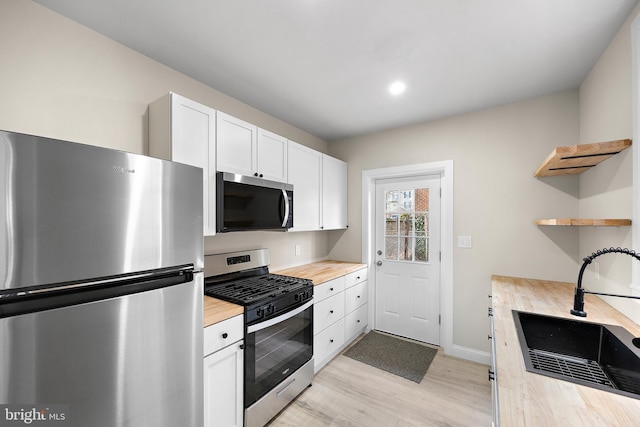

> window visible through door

[{"left": 384, "top": 187, "right": 430, "bottom": 263}]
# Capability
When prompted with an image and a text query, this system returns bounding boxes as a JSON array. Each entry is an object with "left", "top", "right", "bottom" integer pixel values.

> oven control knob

[
  {"left": 266, "top": 304, "right": 275, "bottom": 315},
  {"left": 256, "top": 307, "right": 264, "bottom": 318}
]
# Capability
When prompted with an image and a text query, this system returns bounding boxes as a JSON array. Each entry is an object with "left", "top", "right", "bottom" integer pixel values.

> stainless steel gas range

[{"left": 204, "top": 249, "right": 314, "bottom": 427}]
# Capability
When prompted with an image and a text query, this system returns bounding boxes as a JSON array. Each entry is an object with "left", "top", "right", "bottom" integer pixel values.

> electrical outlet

[{"left": 295, "top": 244, "right": 301, "bottom": 256}]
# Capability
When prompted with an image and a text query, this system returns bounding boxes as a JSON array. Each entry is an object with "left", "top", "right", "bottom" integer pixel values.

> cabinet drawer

[
  {"left": 314, "top": 318, "right": 346, "bottom": 371},
  {"left": 345, "top": 303, "right": 368, "bottom": 340},
  {"left": 345, "top": 268, "right": 367, "bottom": 289},
  {"left": 314, "top": 292, "right": 345, "bottom": 335},
  {"left": 204, "top": 314, "right": 244, "bottom": 357},
  {"left": 345, "top": 281, "right": 368, "bottom": 314},
  {"left": 314, "top": 277, "right": 345, "bottom": 302}
]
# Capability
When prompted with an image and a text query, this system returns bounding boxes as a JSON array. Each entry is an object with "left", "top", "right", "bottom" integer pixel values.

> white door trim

[{"left": 362, "top": 160, "right": 454, "bottom": 355}]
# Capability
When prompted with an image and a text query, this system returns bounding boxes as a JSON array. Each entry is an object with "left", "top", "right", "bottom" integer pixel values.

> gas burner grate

[{"left": 205, "top": 273, "right": 311, "bottom": 305}]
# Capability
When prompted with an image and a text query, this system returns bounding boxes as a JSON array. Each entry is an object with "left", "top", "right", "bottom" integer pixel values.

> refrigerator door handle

[
  {"left": 0, "top": 266, "right": 196, "bottom": 319},
  {"left": 18, "top": 265, "right": 195, "bottom": 297}
]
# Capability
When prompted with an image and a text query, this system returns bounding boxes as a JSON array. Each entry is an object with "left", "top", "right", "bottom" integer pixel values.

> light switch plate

[{"left": 458, "top": 236, "right": 472, "bottom": 248}]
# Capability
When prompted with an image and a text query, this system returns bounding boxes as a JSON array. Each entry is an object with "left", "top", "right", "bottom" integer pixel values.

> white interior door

[{"left": 374, "top": 175, "right": 441, "bottom": 345}]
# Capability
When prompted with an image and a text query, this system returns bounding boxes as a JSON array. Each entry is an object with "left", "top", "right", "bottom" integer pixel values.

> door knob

[{"left": 376, "top": 261, "right": 382, "bottom": 266}]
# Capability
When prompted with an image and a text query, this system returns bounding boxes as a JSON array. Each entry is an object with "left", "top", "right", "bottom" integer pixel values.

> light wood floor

[{"left": 268, "top": 340, "right": 492, "bottom": 427}]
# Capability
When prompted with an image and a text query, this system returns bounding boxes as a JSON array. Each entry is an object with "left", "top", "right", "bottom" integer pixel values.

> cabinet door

[
  {"left": 204, "top": 315, "right": 244, "bottom": 357},
  {"left": 172, "top": 95, "right": 216, "bottom": 236},
  {"left": 287, "top": 141, "right": 322, "bottom": 231},
  {"left": 345, "top": 281, "right": 368, "bottom": 314},
  {"left": 314, "top": 318, "right": 345, "bottom": 373},
  {"left": 322, "top": 154, "right": 348, "bottom": 230},
  {"left": 314, "top": 292, "right": 345, "bottom": 335},
  {"left": 345, "top": 303, "right": 368, "bottom": 340},
  {"left": 345, "top": 268, "right": 367, "bottom": 289},
  {"left": 204, "top": 341, "right": 244, "bottom": 427},
  {"left": 216, "top": 111, "right": 256, "bottom": 177},
  {"left": 257, "top": 129, "right": 287, "bottom": 182},
  {"left": 149, "top": 93, "right": 216, "bottom": 236},
  {"left": 314, "top": 277, "right": 346, "bottom": 303}
]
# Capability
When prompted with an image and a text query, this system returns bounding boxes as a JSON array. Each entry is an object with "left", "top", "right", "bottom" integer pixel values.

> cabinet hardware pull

[
  {"left": 330, "top": 310, "right": 334, "bottom": 314},
  {"left": 330, "top": 339, "right": 334, "bottom": 343},
  {"left": 222, "top": 332, "right": 228, "bottom": 339}
]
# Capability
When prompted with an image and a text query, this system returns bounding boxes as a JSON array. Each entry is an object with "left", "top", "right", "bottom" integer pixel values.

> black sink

[{"left": 513, "top": 310, "right": 640, "bottom": 399}]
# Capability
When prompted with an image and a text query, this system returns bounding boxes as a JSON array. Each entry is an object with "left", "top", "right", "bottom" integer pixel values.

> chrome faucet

[{"left": 571, "top": 247, "right": 640, "bottom": 317}]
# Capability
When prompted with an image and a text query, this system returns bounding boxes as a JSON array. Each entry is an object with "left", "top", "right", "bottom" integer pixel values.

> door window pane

[
  {"left": 383, "top": 188, "right": 430, "bottom": 262},
  {"left": 385, "top": 236, "right": 398, "bottom": 259}
]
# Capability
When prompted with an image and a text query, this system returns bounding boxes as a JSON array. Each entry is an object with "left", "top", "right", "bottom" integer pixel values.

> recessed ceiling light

[{"left": 388, "top": 81, "right": 406, "bottom": 96}]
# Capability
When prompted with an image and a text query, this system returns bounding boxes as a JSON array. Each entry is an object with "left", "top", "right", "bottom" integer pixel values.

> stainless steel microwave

[{"left": 216, "top": 172, "right": 293, "bottom": 232}]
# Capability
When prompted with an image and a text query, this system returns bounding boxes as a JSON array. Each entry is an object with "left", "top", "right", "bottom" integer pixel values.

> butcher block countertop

[
  {"left": 203, "top": 260, "right": 366, "bottom": 328},
  {"left": 203, "top": 297, "right": 243, "bottom": 328},
  {"left": 492, "top": 275, "right": 640, "bottom": 426},
  {"left": 275, "top": 260, "right": 366, "bottom": 285}
]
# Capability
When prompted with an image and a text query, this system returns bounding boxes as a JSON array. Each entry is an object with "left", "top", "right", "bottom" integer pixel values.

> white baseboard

[{"left": 447, "top": 344, "right": 491, "bottom": 366}]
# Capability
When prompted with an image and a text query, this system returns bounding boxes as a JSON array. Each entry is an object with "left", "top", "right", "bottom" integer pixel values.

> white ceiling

[{"left": 34, "top": 0, "right": 639, "bottom": 141}]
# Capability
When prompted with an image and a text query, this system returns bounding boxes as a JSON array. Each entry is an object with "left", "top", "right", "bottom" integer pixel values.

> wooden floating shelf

[
  {"left": 534, "top": 139, "right": 631, "bottom": 177},
  {"left": 534, "top": 218, "right": 632, "bottom": 227}
]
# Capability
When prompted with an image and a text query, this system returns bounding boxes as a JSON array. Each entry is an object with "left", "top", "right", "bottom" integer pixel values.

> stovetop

[{"left": 204, "top": 273, "right": 312, "bottom": 305}]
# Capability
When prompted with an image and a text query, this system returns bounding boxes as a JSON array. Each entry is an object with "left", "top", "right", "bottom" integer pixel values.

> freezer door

[
  {"left": 0, "top": 130, "right": 203, "bottom": 291},
  {"left": 0, "top": 274, "right": 204, "bottom": 427}
]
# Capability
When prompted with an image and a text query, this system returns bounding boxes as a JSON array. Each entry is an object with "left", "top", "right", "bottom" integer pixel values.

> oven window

[{"left": 245, "top": 305, "right": 313, "bottom": 406}]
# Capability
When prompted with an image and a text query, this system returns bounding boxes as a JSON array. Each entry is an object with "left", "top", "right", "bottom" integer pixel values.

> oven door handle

[{"left": 247, "top": 299, "right": 313, "bottom": 333}]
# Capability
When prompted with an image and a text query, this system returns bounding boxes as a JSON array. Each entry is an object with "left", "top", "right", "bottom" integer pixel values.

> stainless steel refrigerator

[{"left": 0, "top": 130, "right": 204, "bottom": 427}]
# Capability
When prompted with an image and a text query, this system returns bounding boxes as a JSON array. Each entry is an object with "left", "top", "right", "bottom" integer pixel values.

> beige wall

[
  {"left": 4, "top": 0, "right": 639, "bottom": 353},
  {"left": 0, "top": 0, "right": 329, "bottom": 270},
  {"left": 329, "top": 91, "right": 581, "bottom": 352},
  {"left": 578, "top": 3, "right": 640, "bottom": 324}
]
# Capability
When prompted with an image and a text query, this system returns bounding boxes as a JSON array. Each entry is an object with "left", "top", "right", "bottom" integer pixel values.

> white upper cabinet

[
  {"left": 149, "top": 92, "right": 216, "bottom": 236},
  {"left": 216, "top": 111, "right": 287, "bottom": 183},
  {"left": 322, "top": 154, "right": 348, "bottom": 230},
  {"left": 287, "top": 140, "right": 322, "bottom": 231},
  {"left": 216, "top": 111, "right": 257, "bottom": 177},
  {"left": 257, "top": 128, "right": 288, "bottom": 182}
]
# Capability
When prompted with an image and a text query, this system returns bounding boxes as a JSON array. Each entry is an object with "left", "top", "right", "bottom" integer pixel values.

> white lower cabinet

[
  {"left": 314, "top": 292, "right": 345, "bottom": 334},
  {"left": 204, "top": 315, "right": 244, "bottom": 427},
  {"left": 313, "top": 267, "right": 368, "bottom": 372},
  {"left": 314, "top": 318, "right": 346, "bottom": 369},
  {"left": 489, "top": 297, "right": 499, "bottom": 427},
  {"left": 345, "top": 304, "right": 368, "bottom": 340}
]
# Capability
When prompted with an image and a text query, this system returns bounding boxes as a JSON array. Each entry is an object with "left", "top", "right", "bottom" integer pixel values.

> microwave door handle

[{"left": 281, "top": 189, "right": 289, "bottom": 227}]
